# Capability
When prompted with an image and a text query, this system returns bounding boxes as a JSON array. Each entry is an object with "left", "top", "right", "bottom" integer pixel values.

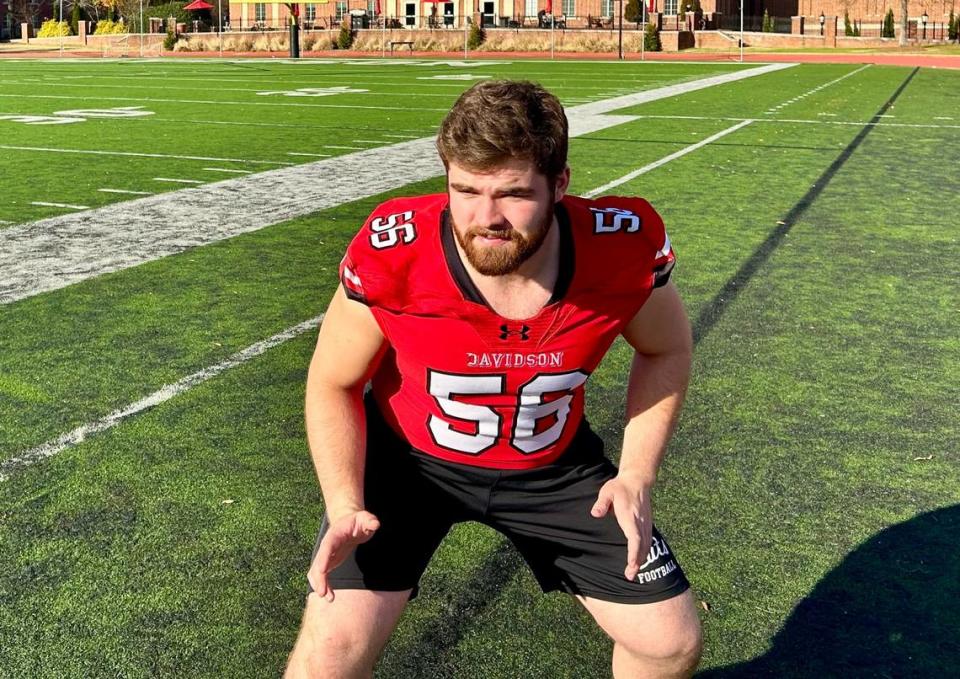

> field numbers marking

[
  {"left": 53, "top": 106, "right": 154, "bottom": 119},
  {"left": 0, "top": 114, "right": 85, "bottom": 125},
  {"left": 256, "top": 86, "right": 369, "bottom": 97}
]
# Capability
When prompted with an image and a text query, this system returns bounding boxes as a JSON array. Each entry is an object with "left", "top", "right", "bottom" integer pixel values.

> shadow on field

[{"left": 699, "top": 505, "right": 960, "bottom": 678}]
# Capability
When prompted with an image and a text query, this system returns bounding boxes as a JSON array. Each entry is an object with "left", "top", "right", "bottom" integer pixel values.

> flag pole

[{"left": 641, "top": 1, "right": 645, "bottom": 61}]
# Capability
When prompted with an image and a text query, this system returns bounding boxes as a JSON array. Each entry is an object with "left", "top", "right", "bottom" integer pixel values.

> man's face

[{"left": 447, "top": 158, "right": 569, "bottom": 276}]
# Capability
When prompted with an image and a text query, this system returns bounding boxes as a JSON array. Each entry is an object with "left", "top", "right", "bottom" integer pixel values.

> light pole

[
  {"left": 640, "top": 0, "right": 646, "bottom": 61},
  {"left": 739, "top": 0, "right": 743, "bottom": 61},
  {"left": 921, "top": 11, "right": 928, "bottom": 39},
  {"left": 618, "top": 0, "right": 623, "bottom": 59},
  {"left": 819, "top": 12, "right": 825, "bottom": 35}
]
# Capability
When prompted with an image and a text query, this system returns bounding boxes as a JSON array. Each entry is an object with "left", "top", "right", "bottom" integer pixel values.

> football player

[{"left": 286, "top": 80, "right": 702, "bottom": 678}]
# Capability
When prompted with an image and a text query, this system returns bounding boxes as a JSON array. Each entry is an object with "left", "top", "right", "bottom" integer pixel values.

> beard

[{"left": 452, "top": 199, "right": 555, "bottom": 276}]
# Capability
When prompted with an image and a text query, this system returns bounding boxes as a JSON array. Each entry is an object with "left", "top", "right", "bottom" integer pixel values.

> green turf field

[{"left": 1, "top": 58, "right": 958, "bottom": 677}]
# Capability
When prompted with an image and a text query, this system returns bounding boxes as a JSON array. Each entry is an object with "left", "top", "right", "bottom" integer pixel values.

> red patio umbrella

[{"left": 183, "top": 0, "right": 214, "bottom": 9}]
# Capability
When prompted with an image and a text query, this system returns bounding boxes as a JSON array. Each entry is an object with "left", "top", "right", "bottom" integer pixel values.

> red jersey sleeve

[{"left": 338, "top": 194, "right": 447, "bottom": 310}]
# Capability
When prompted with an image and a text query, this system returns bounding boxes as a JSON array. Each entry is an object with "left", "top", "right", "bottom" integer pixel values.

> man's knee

[
  {"left": 285, "top": 590, "right": 410, "bottom": 679},
  {"left": 617, "top": 615, "right": 702, "bottom": 669}
]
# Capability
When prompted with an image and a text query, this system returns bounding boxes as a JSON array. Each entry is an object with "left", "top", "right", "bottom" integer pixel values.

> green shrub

[
  {"left": 38, "top": 19, "right": 72, "bottom": 37},
  {"left": 70, "top": 3, "right": 80, "bottom": 34},
  {"left": 843, "top": 11, "right": 853, "bottom": 36},
  {"left": 761, "top": 9, "right": 773, "bottom": 32},
  {"left": 949, "top": 11, "right": 957, "bottom": 41},
  {"left": 163, "top": 29, "right": 177, "bottom": 49},
  {"left": 854, "top": 19, "right": 861, "bottom": 36},
  {"left": 643, "top": 21, "right": 661, "bottom": 50},
  {"left": 624, "top": 0, "right": 640, "bottom": 23},
  {"left": 336, "top": 20, "right": 354, "bottom": 49},
  {"left": 467, "top": 22, "right": 484, "bottom": 49},
  {"left": 302, "top": 35, "right": 316, "bottom": 51},
  {"left": 882, "top": 8, "right": 895, "bottom": 38}
]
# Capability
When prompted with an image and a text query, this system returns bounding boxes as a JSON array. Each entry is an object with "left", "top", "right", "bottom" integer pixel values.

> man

[{"left": 286, "top": 80, "right": 702, "bottom": 678}]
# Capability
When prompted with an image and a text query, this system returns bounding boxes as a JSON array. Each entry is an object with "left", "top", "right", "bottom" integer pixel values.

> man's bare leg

[
  {"left": 285, "top": 589, "right": 411, "bottom": 679},
  {"left": 578, "top": 589, "right": 702, "bottom": 679}
]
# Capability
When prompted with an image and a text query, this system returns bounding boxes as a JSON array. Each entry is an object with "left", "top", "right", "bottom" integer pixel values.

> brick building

[{"left": 226, "top": 0, "right": 956, "bottom": 30}]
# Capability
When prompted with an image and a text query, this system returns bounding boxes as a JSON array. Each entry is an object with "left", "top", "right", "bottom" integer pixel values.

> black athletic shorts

[{"left": 308, "top": 399, "right": 690, "bottom": 604}]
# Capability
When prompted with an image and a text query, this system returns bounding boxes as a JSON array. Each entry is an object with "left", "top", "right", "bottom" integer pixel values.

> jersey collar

[{"left": 441, "top": 201, "right": 574, "bottom": 309}]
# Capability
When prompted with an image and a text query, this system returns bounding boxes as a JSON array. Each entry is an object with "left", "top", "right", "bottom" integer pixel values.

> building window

[
  {"left": 336, "top": 0, "right": 347, "bottom": 20},
  {"left": 254, "top": 3, "right": 266, "bottom": 21},
  {"left": 600, "top": 0, "right": 612, "bottom": 16},
  {"left": 561, "top": 0, "right": 574, "bottom": 16},
  {"left": 525, "top": 0, "right": 537, "bottom": 17},
  {"left": 305, "top": 3, "right": 316, "bottom": 20},
  {"left": 663, "top": 0, "right": 677, "bottom": 13},
  {"left": 367, "top": 0, "right": 377, "bottom": 14}
]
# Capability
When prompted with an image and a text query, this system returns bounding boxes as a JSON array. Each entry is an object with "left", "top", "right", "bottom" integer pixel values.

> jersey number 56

[{"left": 426, "top": 370, "right": 589, "bottom": 455}]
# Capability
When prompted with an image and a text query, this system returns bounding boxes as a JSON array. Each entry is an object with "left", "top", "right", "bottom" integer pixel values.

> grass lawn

[{"left": 1, "top": 58, "right": 957, "bottom": 677}]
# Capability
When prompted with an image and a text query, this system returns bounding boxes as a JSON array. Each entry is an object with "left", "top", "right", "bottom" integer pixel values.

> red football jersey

[{"left": 338, "top": 193, "right": 675, "bottom": 470}]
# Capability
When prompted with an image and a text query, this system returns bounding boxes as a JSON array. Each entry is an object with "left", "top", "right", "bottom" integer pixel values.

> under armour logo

[{"left": 499, "top": 324, "right": 530, "bottom": 341}]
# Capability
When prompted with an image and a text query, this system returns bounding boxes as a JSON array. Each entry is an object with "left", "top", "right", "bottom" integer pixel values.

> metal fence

[{"left": 220, "top": 12, "right": 659, "bottom": 32}]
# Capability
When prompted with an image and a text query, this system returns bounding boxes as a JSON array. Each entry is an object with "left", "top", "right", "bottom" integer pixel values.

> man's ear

[{"left": 554, "top": 166, "right": 571, "bottom": 202}]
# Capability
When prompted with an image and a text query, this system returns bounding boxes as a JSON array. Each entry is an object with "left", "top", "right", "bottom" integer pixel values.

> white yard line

[
  {"left": 583, "top": 120, "right": 755, "bottom": 198},
  {"left": 322, "top": 145, "right": 365, "bottom": 150},
  {"left": 0, "top": 63, "right": 794, "bottom": 307},
  {"left": 31, "top": 201, "right": 89, "bottom": 210},
  {"left": 763, "top": 64, "right": 871, "bottom": 115},
  {"left": 0, "top": 144, "right": 292, "bottom": 165},
  {"left": 0, "top": 315, "right": 324, "bottom": 482},
  {"left": 628, "top": 114, "right": 960, "bottom": 131},
  {"left": 99, "top": 189, "right": 153, "bottom": 195},
  {"left": 383, "top": 133, "right": 421, "bottom": 139},
  {"left": 0, "top": 93, "right": 449, "bottom": 112},
  {"left": 202, "top": 168, "right": 253, "bottom": 174},
  {"left": 153, "top": 178, "right": 205, "bottom": 184},
  {"left": 286, "top": 152, "right": 332, "bottom": 158}
]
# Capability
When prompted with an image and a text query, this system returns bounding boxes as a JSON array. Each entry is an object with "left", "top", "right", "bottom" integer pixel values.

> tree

[
  {"left": 898, "top": 0, "right": 907, "bottom": 45},
  {"left": 762, "top": 9, "right": 773, "bottom": 32},
  {"left": 643, "top": 20, "right": 661, "bottom": 50},
  {"left": 949, "top": 10, "right": 957, "bottom": 41},
  {"left": 844, "top": 10, "right": 853, "bottom": 35},
  {"left": 625, "top": 0, "right": 641, "bottom": 24},
  {"left": 882, "top": 8, "right": 895, "bottom": 38}
]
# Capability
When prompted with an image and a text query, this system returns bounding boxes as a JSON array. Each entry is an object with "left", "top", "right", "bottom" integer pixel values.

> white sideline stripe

[
  {"left": 0, "top": 93, "right": 449, "bottom": 113},
  {"left": 584, "top": 120, "right": 755, "bottom": 199},
  {"left": 0, "top": 144, "right": 293, "bottom": 165},
  {"left": 0, "top": 63, "right": 793, "bottom": 306},
  {"left": 202, "top": 168, "right": 253, "bottom": 174},
  {"left": 99, "top": 189, "right": 153, "bottom": 195},
  {"left": 323, "top": 145, "right": 365, "bottom": 150},
  {"left": 31, "top": 201, "right": 89, "bottom": 210},
  {"left": 287, "top": 152, "right": 332, "bottom": 157},
  {"left": 153, "top": 178, "right": 205, "bottom": 184},
  {"left": 0, "top": 315, "right": 323, "bottom": 482}
]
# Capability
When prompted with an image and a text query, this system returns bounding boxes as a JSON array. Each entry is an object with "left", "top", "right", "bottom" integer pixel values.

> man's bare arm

[
  {"left": 590, "top": 281, "right": 692, "bottom": 580},
  {"left": 305, "top": 285, "right": 389, "bottom": 600},
  {"left": 618, "top": 280, "right": 693, "bottom": 485}
]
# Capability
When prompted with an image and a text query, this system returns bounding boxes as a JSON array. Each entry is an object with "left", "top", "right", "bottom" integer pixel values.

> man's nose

[{"left": 473, "top": 196, "right": 506, "bottom": 228}]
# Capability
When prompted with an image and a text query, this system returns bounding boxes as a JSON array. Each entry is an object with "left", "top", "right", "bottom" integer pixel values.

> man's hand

[
  {"left": 590, "top": 474, "right": 653, "bottom": 581},
  {"left": 308, "top": 510, "right": 380, "bottom": 602}
]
